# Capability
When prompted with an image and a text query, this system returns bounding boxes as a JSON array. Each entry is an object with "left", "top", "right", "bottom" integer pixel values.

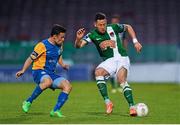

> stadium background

[
  {"left": 0, "top": 0, "right": 180, "bottom": 124},
  {"left": 0, "top": 0, "right": 180, "bottom": 83}
]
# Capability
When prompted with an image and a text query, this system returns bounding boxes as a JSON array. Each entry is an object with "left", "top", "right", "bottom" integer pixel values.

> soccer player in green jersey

[{"left": 74, "top": 12, "right": 142, "bottom": 116}]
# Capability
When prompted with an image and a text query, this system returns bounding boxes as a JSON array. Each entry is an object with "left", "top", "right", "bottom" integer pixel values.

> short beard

[{"left": 55, "top": 42, "right": 62, "bottom": 47}]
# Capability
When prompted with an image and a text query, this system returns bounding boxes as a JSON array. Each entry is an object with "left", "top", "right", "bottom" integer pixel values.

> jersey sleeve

[
  {"left": 114, "top": 23, "right": 126, "bottom": 33},
  {"left": 122, "top": 31, "right": 127, "bottom": 39},
  {"left": 82, "top": 33, "right": 93, "bottom": 44},
  {"left": 30, "top": 42, "right": 46, "bottom": 60}
]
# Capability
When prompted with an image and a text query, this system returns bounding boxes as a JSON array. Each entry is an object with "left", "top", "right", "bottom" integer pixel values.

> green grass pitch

[{"left": 0, "top": 82, "right": 180, "bottom": 124}]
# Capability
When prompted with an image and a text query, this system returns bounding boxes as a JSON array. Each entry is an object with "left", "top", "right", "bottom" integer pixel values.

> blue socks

[
  {"left": 26, "top": 86, "right": 68, "bottom": 111},
  {"left": 27, "top": 85, "right": 43, "bottom": 103},
  {"left": 53, "top": 92, "right": 68, "bottom": 111}
]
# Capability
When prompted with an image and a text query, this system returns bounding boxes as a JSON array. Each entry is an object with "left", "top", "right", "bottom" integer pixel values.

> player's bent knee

[
  {"left": 65, "top": 83, "right": 72, "bottom": 93},
  {"left": 95, "top": 68, "right": 104, "bottom": 76},
  {"left": 40, "top": 78, "right": 52, "bottom": 90},
  {"left": 40, "top": 83, "right": 52, "bottom": 90},
  {"left": 117, "top": 74, "right": 127, "bottom": 84},
  {"left": 60, "top": 80, "right": 72, "bottom": 93},
  {"left": 118, "top": 79, "right": 126, "bottom": 84},
  {"left": 117, "top": 77, "right": 126, "bottom": 84}
]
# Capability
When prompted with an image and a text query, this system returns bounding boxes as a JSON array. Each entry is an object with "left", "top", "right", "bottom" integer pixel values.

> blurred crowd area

[
  {"left": 0, "top": 0, "right": 179, "bottom": 43},
  {"left": 0, "top": 0, "right": 180, "bottom": 64}
]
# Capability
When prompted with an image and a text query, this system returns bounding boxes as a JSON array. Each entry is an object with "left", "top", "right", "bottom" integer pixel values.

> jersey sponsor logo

[
  {"left": 96, "top": 38, "right": 102, "bottom": 41},
  {"left": 99, "top": 40, "right": 115, "bottom": 51},
  {"left": 41, "top": 71, "right": 46, "bottom": 74},
  {"left": 49, "top": 60, "right": 56, "bottom": 63}
]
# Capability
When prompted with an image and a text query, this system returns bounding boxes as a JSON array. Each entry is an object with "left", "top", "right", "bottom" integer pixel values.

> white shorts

[{"left": 96, "top": 56, "right": 130, "bottom": 78}]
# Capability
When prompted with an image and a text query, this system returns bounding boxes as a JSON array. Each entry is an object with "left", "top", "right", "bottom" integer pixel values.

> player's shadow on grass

[
  {"left": 0, "top": 116, "right": 30, "bottom": 124},
  {"left": 0, "top": 112, "right": 46, "bottom": 124},
  {"left": 84, "top": 111, "right": 129, "bottom": 117},
  {"left": 27, "top": 112, "right": 47, "bottom": 116}
]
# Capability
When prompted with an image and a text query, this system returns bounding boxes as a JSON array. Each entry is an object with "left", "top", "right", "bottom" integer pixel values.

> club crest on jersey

[{"left": 110, "top": 32, "right": 114, "bottom": 37}]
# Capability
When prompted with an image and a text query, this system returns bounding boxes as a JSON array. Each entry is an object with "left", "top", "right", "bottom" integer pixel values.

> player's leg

[
  {"left": 95, "top": 58, "right": 116, "bottom": 114},
  {"left": 110, "top": 76, "right": 117, "bottom": 93},
  {"left": 115, "top": 76, "right": 123, "bottom": 93},
  {"left": 95, "top": 68, "right": 114, "bottom": 114},
  {"left": 95, "top": 68, "right": 110, "bottom": 103},
  {"left": 116, "top": 67, "right": 137, "bottom": 116},
  {"left": 22, "top": 70, "right": 52, "bottom": 113},
  {"left": 26, "top": 77, "right": 52, "bottom": 102},
  {"left": 50, "top": 76, "right": 72, "bottom": 117}
]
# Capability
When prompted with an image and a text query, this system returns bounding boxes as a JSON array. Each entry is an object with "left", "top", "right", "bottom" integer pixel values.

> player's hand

[
  {"left": 76, "top": 28, "right": 85, "bottom": 40},
  {"left": 134, "top": 42, "right": 142, "bottom": 53},
  {"left": 62, "top": 64, "right": 69, "bottom": 70},
  {"left": 16, "top": 70, "right": 24, "bottom": 78},
  {"left": 99, "top": 40, "right": 115, "bottom": 50}
]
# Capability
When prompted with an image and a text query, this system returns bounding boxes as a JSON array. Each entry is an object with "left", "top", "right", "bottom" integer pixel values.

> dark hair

[
  {"left": 95, "top": 12, "right": 106, "bottom": 21},
  {"left": 111, "top": 14, "right": 120, "bottom": 19},
  {"left": 51, "top": 24, "right": 66, "bottom": 36}
]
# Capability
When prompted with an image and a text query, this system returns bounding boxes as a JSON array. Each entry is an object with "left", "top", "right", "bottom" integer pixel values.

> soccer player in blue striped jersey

[{"left": 16, "top": 24, "right": 72, "bottom": 118}]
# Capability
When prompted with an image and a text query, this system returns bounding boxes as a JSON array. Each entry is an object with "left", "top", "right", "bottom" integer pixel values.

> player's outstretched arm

[
  {"left": 58, "top": 56, "right": 69, "bottom": 70},
  {"left": 75, "top": 28, "right": 87, "bottom": 48},
  {"left": 125, "top": 24, "right": 142, "bottom": 53},
  {"left": 16, "top": 57, "right": 33, "bottom": 78}
]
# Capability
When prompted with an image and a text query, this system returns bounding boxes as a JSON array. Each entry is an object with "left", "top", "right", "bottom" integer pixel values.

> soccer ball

[{"left": 136, "top": 103, "right": 148, "bottom": 117}]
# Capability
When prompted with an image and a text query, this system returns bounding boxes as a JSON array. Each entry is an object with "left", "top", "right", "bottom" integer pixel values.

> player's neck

[
  {"left": 48, "top": 38, "right": 56, "bottom": 45},
  {"left": 95, "top": 28, "right": 106, "bottom": 35}
]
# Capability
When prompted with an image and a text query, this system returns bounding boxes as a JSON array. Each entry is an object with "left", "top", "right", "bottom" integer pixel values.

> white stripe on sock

[
  {"left": 120, "top": 81, "right": 130, "bottom": 90},
  {"left": 123, "top": 88, "right": 132, "bottom": 92},
  {"left": 95, "top": 76, "right": 104, "bottom": 81},
  {"left": 97, "top": 81, "right": 106, "bottom": 84}
]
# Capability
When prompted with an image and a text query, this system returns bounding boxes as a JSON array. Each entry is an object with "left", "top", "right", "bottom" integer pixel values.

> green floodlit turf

[{"left": 0, "top": 82, "right": 180, "bottom": 124}]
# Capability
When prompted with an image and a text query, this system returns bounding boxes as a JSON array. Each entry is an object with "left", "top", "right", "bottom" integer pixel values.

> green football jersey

[{"left": 83, "top": 23, "right": 128, "bottom": 60}]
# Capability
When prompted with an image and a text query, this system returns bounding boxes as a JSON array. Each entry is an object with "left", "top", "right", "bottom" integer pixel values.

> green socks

[
  {"left": 96, "top": 76, "right": 110, "bottom": 103},
  {"left": 120, "top": 82, "right": 135, "bottom": 107}
]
